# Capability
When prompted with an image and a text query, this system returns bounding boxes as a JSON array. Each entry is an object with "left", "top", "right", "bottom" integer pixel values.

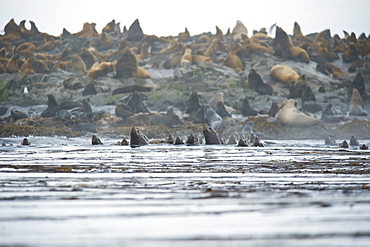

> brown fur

[
  {"left": 315, "top": 29, "right": 333, "bottom": 46},
  {"left": 178, "top": 28, "right": 190, "bottom": 41},
  {"left": 209, "top": 92, "right": 234, "bottom": 113},
  {"left": 102, "top": 19, "right": 116, "bottom": 33},
  {"left": 156, "top": 37, "right": 180, "bottom": 54},
  {"left": 342, "top": 42, "right": 359, "bottom": 63},
  {"left": 275, "top": 99, "right": 321, "bottom": 127},
  {"left": 192, "top": 54, "right": 213, "bottom": 64},
  {"left": 135, "top": 42, "right": 150, "bottom": 61},
  {"left": 316, "top": 42, "right": 339, "bottom": 60},
  {"left": 214, "top": 26, "right": 223, "bottom": 39},
  {"left": 6, "top": 54, "right": 20, "bottom": 73},
  {"left": 19, "top": 20, "right": 39, "bottom": 39},
  {"left": 0, "top": 19, "right": 22, "bottom": 41},
  {"left": 36, "top": 34, "right": 56, "bottom": 51},
  {"left": 19, "top": 57, "right": 35, "bottom": 75},
  {"left": 87, "top": 61, "right": 116, "bottom": 79},
  {"left": 15, "top": 42, "right": 36, "bottom": 56},
  {"left": 74, "top": 23, "right": 100, "bottom": 38},
  {"left": 53, "top": 61, "right": 70, "bottom": 71},
  {"left": 272, "top": 26, "right": 309, "bottom": 63},
  {"left": 292, "top": 22, "right": 314, "bottom": 46},
  {"left": 33, "top": 58, "right": 50, "bottom": 73},
  {"left": 222, "top": 52, "right": 243, "bottom": 72},
  {"left": 270, "top": 65, "right": 300, "bottom": 85},
  {"left": 325, "top": 62, "right": 351, "bottom": 79},
  {"left": 361, "top": 40, "right": 370, "bottom": 57},
  {"left": 115, "top": 48, "right": 150, "bottom": 78},
  {"left": 91, "top": 32, "right": 113, "bottom": 50},
  {"left": 79, "top": 47, "right": 99, "bottom": 70}
]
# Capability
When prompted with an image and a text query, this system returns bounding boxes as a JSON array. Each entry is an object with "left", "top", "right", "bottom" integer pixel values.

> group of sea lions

[{"left": 0, "top": 18, "right": 369, "bottom": 140}]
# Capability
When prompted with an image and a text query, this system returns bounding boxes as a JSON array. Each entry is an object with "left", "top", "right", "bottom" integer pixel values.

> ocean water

[{"left": 0, "top": 136, "right": 370, "bottom": 247}]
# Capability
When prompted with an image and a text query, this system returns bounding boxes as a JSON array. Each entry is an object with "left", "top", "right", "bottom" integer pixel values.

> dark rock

[
  {"left": 321, "top": 104, "right": 340, "bottom": 123},
  {"left": 112, "top": 85, "right": 151, "bottom": 95},
  {"left": 66, "top": 121, "right": 97, "bottom": 133}
]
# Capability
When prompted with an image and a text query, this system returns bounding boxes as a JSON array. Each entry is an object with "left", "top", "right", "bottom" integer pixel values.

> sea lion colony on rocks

[{"left": 0, "top": 19, "right": 370, "bottom": 141}]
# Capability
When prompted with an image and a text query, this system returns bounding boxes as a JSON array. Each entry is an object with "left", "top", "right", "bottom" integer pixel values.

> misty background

[{"left": 1, "top": 0, "right": 369, "bottom": 38}]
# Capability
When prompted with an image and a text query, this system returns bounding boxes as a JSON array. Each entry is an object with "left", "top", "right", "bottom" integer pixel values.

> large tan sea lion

[
  {"left": 231, "top": 20, "right": 248, "bottom": 42},
  {"left": 222, "top": 51, "right": 243, "bottom": 72},
  {"left": 275, "top": 99, "right": 321, "bottom": 127},
  {"left": 270, "top": 65, "right": 300, "bottom": 85}
]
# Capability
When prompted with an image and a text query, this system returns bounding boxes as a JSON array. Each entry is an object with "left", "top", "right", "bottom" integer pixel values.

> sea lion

[
  {"left": 208, "top": 92, "right": 234, "bottom": 113},
  {"left": 292, "top": 22, "right": 314, "bottom": 46},
  {"left": 350, "top": 136, "right": 359, "bottom": 146},
  {"left": 316, "top": 42, "right": 339, "bottom": 60},
  {"left": 1, "top": 19, "right": 22, "bottom": 41},
  {"left": 115, "top": 48, "right": 150, "bottom": 78},
  {"left": 325, "top": 62, "right": 351, "bottom": 80},
  {"left": 325, "top": 136, "right": 336, "bottom": 145},
  {"left": 41, "top": 94, "right": 60, "bottom": 118},
  {"left": 126, "top": 19, "right": 144, "bottom": 42},
  {"left": 269, "top": 101, "right": 279, "bottom": 118},
  {"left": 156, "top": 37, "right": 180, "bottom": 55},
  {"left": 360, "top": 144, "right": 369, "bottom": 150},
  {"left": 275, "top": 99, "right": 321, "bottom": 127},
  {"left": 222, "top": 52, "right": 243, "bottom": 72},
  {"left": 36, "top": 34, "right": 55, "bottom": 51},
  {"left": 272, "top": 26, "right": 309, "bottom": 63},
  {"left": 288, "top": 75, "right": 306, "bottom": 98},
  {"left": 166, "top": 135, "right": 174, "bottom": 144},
  {"left": 270, "top": 65, "right": 300, "bottom": 85},
  {"left": 342, "top": 42, "right": 359, "bottom": 63},
  {"left": 186, "top": 91, "right": 201, "bottom": 114},
  {"left": 214, "top": 101, "right": 231, "bottom": 118},
  {"left": 248, "top": 69, "right": 273, "bottom": 95},
  {"left": 202, "top": 125, "right": 222, "bottom": 145},
  {"left": 301, "top": 86, "right": 322, "bottom": 113},
  {"left": 135, "top": 42, "right": 150, "bottom": 61},
  {"left": 252, "top": 137, "right": 264, "bottom": 147},
  {"left": 82, "top": 82, "right": 97, "bottom": 96},
  {"left": 174, "top": 137, "right": 184, "bottom": 145},
  {"left": 237, "top": 139, "right": 248, "bottom": 147},
  {"left": 18, "top": 56, "right": 35, "bottom": 75},
  {"left": 204, "top": 104, "right": 222, "bottom": 129},
  {"left": 130, "top": 127, "right": 149, "bottom": 147},
  {"left": 178, "top": 27, "right": 190, "bottom": 41},
  {"left": 6, "top": 54, "right": 20, "bottom": 73},
  {"left": 180, "top": 48, "right": 192, "bottom": 67},
  {"left": 349, "top": 88, "right": 367, "bottom": 116},
  {"left": 92, "top": 135, "right": 103, "bottom": 145},
  {"left": 79, "top": 48, "right": 99, "bottom": 70},
  {"left": 241, "top": 97, "right": 257, "bottom": 116},
  {"left": 231, "top": 20, "right": 248, "bottom": 42},
  {"left": 115, "top": 104, "right": 134, "bottom": 118},
  {"left": 87, "top": 61, "right": 116, "bottom": 79},
  {"left": 242, "top": 121, "right": 254, "bottom": 136},
  {"left": 339, "top": 140, "right": 349, "bottom": 148},
  {"left": 11, "top": 109, "right": 28, "bottom": 121},
  {"left": 21, "top": 138, "right": 30, "bottom": 145},
  {"left": 91, "top": 32, "right": 113, "bottom": 51},
  {"left": 102, "top": 19, "right": 116, "bottom": 33},
  {"left": 15, "top": 42, "right": 36, "bottom": 56}
]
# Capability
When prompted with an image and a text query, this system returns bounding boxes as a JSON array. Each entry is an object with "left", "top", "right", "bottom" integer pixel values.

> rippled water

[{"left": 1, "top": 137, "right": 370, "bottom": 247}]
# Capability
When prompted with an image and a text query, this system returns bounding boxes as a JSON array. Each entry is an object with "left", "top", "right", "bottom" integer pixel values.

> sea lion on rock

[
  {"left": 181, "top": 48, "right": 192, "bottom": 67},
  {"left": 270, "top": 65, "right": 300, "bottom": 85},
  {"left": 68, "top": 55, "right": 86, "bottom": 74},
  {"left": 41, "top": 94, "right": 60, "bottom": 118},
  {"left": 6, "top": 54, "right": 20, "bottom": 73},
  {"left": 126, "top": 19, "right": 144, "bottom": 42},
  {"left": 208, "top": 92, "right": 234, "bottom": 114},
  {"left": 186, "top": 91, "right": 201, "bottom": 114},
  {"left": 115, "top": 48, "right": 150, "bottom": 78},
  {"left": 241, "top": 97, "right": 257, "bottom": 116},
  {"left": 87, "top": 61, "right": 116, "bottom": 79},
  {"left": 269, "top": 101, "right": 279, "bottom": 118},
  {"left": 231, "top": 20, "right": 248, "bottom": 42},
  {"left": 204, "top": 104, "right": 222, "bottom": 129},
  {"left": 92, "top": 135, "right": 103, "bottom": 145},
  {"left": 202, "top": 125, "right": 222, "bottom": 145},
  {"left": 349, "top": 88, "right": 367, "bottom": 116},
  {"left": 222, "top": 52, "right": 243, "bottom": 72},
  {"left": 11, "top": 109, "right": 28, "bottom": 121},
  {"left": 301, "top": 86, "right": 322, "bottom": 113},
  {"left": 248, "top": 69, "right": 273, "bottom": 95},
  {"left": 115, "top": 104, "right": 134, "bottom": 118},
  {"left": 288, "top": 75, "right": 306, "bottom": 98},
  {"left": 275, "top": 99, "right": 321, "bottom": 127},
  {"left": 272, "top": 26, "right": 309, "bottom": 63},
  {"left": 130, "top": 127, "right": 149, "bottom": 147}
]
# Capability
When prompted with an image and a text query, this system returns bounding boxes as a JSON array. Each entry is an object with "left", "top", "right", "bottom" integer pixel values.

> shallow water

[{"left": 1, "top": 137, "right": 370, "bottom": 247}]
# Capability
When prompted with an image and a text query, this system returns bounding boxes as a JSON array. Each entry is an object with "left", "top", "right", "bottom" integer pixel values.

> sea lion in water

[
  {"left": 92, "top": 135, "right": 103, "bottom": 145},
  {"left": 21, "top": 138, "right": 31, "bottom": 145},
  {"left": 185, "top": 134, "right": 199, "bottom": 146},
  {"left": 202, "top": 125, "right": 222, "bottom": 145},
  {"left": 275, "top": 99, "right": 321, "bottom": 127},
  {"left": 349, "top": 88, "right": 367, "bottom": 116},
  {"left": 130, "top": 127, "right": 149, "bottom": 147}
]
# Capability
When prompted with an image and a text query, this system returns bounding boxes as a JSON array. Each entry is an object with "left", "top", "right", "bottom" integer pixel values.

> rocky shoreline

[{"left": 0, "top": 19, "right": 369, "bottom": 141}]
